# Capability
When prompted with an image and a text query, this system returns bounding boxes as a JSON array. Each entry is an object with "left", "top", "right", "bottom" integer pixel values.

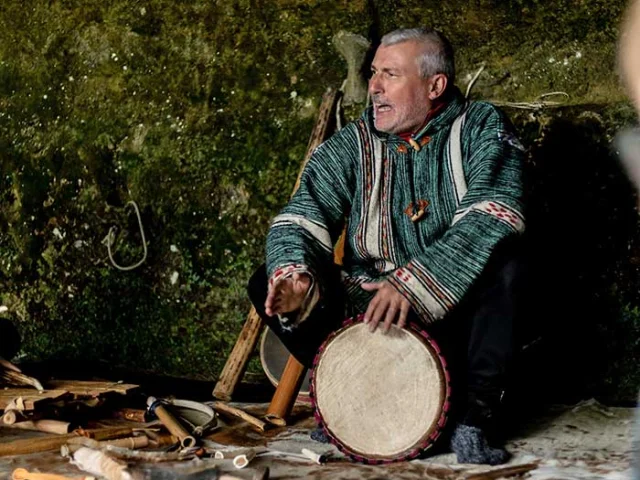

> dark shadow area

[
  {"left": 508, "top": 105, "right": 640, "bottom": 422},
  {"left": 0, "top": 318, "right": 21, "bottom": 361}
]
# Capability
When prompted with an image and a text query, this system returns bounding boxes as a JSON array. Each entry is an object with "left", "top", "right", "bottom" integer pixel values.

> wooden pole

[{"left": 265, "top": 355, "right": 307, "bottom": 426}]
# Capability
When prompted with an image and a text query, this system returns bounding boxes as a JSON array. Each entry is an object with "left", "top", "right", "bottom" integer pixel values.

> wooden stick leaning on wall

[
  {"left": 212, "top": 87, "right": 340, "bottom": 403},
  {"left": 213, "top": 308, "right": 265, "bottom": 401}
]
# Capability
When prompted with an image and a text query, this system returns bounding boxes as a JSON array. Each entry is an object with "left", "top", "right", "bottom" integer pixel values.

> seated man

[{"left": 248, "top": 27, "right": 525, "bottom": 465}]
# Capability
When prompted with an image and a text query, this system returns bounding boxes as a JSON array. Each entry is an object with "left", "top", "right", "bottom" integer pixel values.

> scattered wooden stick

[
  {"left": 0, "top": 426, "right": 134, "bottom": 456},
  {"left": 63, "top": 435, "right": 149, "bottom": 454},
  {"left": 145, "top": 432, "right": 178, "bottom": 448},
  {"left": 62, "top": 439, "right": 196, "bottom": 464},
  {"left": 12, "top": 468, "right": 90, "bottom": 480},
  {"left": 76, "top": 427, "right": 135, "bottom": 440},
  {"left": 211, "top": 401, "right": 268, "bottom": 432},
  {"left": 111, "top": 408, "right": 146, "bottom": 423},
  {"left": 464, "top": 463, "right": 538, "bottom": 480}
]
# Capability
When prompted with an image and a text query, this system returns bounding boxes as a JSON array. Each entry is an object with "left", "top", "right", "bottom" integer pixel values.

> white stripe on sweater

[
  {"left": 448, "top": 109, "right": 468, "bottom": 206},
  {"left": 271, "top": 214, "right": 332, "bottom": 251}
]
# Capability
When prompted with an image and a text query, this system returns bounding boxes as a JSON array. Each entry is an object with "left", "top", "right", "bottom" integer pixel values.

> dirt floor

[{"left": 0, "top": 397, "right": 634, "bottom": 480}]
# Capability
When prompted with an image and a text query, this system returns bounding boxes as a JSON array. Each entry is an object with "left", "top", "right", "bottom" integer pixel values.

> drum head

[
  {"left": 311, "top": 318, "right": 449, "bottom": 463},
  {"left": 259, "top": 327, "right": 311, "bottom": 400}
]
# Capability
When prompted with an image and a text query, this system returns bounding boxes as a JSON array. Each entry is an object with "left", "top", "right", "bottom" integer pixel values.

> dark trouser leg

[
  {"left": 432, "top": 241, "right": 524, "bottom": 464},
  {"left": 247, "top": 264, "right": 346, "bottom": 368},
  {"left": 426, "top": 241, "right": 524, "bottom": 452}
]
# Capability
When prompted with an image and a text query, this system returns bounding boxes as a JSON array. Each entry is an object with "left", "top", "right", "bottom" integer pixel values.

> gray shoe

[{"left": 450, "top": 424, "right": 510, "bottom": 465}]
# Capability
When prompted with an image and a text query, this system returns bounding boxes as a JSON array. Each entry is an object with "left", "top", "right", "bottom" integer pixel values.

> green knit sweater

[{"left": 266, "top": 88, "right": 525, "bottom": 324}]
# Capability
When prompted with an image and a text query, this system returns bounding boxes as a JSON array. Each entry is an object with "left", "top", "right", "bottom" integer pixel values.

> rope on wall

[{"left": 105, "top": 200, "right": 148, "bottom": 271}]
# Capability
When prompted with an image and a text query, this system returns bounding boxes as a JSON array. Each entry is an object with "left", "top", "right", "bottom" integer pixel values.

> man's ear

[{"left": 428, "top": 74, "right": 448, "bottom": 100}]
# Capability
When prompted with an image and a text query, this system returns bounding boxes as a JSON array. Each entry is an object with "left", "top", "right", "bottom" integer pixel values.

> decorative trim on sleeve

[
  {"left": 387, "top": 263, "right": 457, "bottom": 324},
  {"left": 451, "top": 200, "right": 525, "bottom": 233}
]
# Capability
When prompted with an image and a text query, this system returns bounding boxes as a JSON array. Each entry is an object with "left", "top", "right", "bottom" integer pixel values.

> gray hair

[{"left": 380, "top": 28, "right": 455, "bottom": 85}]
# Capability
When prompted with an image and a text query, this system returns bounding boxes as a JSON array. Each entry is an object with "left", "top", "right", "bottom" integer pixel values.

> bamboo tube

[
  {"left": 64, "top": 435, "right": 149, "bottom": 454},
  {"left": 5, "top": 419, "right": 71, "bottom": 434},
  {"left": 146, "top": 397, "right": 196, "bottom": 448},
  {"left": 2, "top": 409, "right": 25, "bottom": 425},
  {"left": 211, "top": 402, "right": 267, "bottom": 432},
  {"left": 146, "top": 432, "right": 178, "bottom": 448},
  {"left": 233, "top": 449, "right": 256, "bottom": 469},
  {"left": 265, "top": 356, "right": 306, "bottom": 426}
]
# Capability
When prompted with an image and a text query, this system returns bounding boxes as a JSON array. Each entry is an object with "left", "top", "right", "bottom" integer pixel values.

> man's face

[{"left": 369, "top": 41, "right": 433, "bottom": 134}]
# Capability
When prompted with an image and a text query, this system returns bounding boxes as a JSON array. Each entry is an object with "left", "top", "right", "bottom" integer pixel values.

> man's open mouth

[{"left": 375, "top": 104, "right": 393, "bottom": 113}]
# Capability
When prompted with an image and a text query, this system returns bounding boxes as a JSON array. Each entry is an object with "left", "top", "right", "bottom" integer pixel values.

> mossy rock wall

[{"left": 0, "top": 0, "right": 638, "bottom": 402}]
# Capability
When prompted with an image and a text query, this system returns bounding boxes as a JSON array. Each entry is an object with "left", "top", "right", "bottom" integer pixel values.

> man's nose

[{"left": 369, "top": 74, "right": 383, "bottom": 95}]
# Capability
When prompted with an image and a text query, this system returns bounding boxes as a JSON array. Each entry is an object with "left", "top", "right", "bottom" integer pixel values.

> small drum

[
  {"left": 310, "top": 317, "right": 450, "bottom": 464},
  {"left": 260, "top": 327, "right": 312, "bottom": 402}
]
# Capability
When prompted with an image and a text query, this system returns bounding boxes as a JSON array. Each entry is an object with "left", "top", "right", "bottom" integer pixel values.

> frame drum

[{"left": 310, "top": 317, "right": 450, "bottom": 463}]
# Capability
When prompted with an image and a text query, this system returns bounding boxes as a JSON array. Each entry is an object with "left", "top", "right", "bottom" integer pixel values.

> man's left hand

[{"left": 361, "top": 281, "right": 411, "bottom": 333}]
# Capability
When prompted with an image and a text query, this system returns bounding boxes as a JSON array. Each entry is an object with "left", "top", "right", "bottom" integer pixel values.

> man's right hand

[{"left": 265, "top": 272, "right": 311, "bottom": 317}]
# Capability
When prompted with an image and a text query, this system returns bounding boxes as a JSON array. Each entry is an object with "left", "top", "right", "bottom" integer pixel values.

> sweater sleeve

[
  {"left": 266, "top": 125, "right": 356, "bottom": 289},
  {"left": 387, "top": 104, "right": 525, "bottom": 323}
]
